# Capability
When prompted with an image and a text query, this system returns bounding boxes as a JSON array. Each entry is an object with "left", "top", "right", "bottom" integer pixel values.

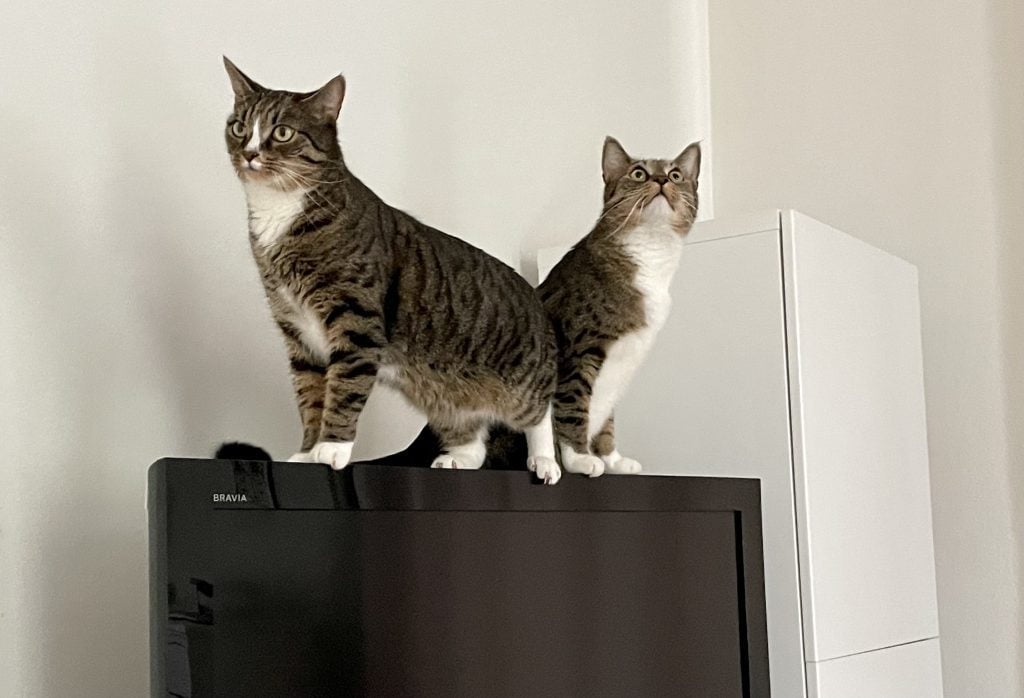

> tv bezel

[{"left": 148, "top": 458, "right": 770, "bottom": 697}]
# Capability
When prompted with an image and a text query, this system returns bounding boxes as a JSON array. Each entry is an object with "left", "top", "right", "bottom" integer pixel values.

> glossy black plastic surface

[{"left": 149, "top": 459, "right": 769, "bottom": 697}]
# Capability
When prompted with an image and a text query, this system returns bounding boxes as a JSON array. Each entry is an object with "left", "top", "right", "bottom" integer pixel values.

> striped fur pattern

[
  {"left": 538, "top": 137, "right": 700, "bottom": 477},
  {"left": 222, "top": 59, "right": 560, "bottom": 483}
]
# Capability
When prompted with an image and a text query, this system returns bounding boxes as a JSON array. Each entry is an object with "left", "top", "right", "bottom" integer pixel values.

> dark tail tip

[{"left": 215, "top": 441, "right": 272, "bottom": 461}]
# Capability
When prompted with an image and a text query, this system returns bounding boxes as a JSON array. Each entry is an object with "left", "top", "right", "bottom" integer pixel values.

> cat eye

[
  {"left": 272, "top": 125, "right": 295, "bottom": 143},
  {"left": 669, "top": 169, "right": 684, "bottom": 183},
  {"left": 229, "top": 121, "right": 246, "bottom": 139},
  {"left": 629, "top": 168, "right": 648, "bottom": 182}
]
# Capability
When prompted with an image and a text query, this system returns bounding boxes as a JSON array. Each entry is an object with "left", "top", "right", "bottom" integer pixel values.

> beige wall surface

[
  {"left": 0, "top": 2, "right": 709, "bottom": 696},
  {"left": 708, "top": 1, "right": 1022, "bottom": 695}
]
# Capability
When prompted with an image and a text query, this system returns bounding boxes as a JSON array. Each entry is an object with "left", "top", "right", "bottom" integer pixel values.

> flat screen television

[{"left": 149, "top": 458, "right": 769, "bottom": 697}]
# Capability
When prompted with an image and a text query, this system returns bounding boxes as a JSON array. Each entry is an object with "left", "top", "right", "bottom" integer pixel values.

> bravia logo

[{"left": 212, "top": 493, "right": 249, "bottom": 503}]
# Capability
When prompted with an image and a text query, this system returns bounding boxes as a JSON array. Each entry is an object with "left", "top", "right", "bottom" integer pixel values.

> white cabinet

[
  {"left": 538, "top": 210, "right": 942, "bottom": 697},
  {"left": 807, "top": 638, "right": 943, "bottom": 698}
]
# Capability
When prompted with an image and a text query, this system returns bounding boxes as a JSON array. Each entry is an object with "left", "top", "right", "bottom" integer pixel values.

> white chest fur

[
  {"left": 277, "top": 286, "right": 331, "bottom": 364},
  {"left": 587, "top": 215, "right": 683, "bottom": 440},
  {"left": 244, "top": 182, "right": 307, "bottom": 248}
]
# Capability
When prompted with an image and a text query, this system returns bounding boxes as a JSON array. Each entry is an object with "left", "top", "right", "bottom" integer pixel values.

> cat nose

[
  {"left": 243, "top": 151, "right": 263, "bottom": 171},
  {"left": 651, "top": 174, "right": 669, "bottom": 185}
]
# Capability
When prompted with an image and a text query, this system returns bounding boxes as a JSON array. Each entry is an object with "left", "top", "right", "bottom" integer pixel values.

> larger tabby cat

[
  {"left": 222, "top": 58, "right": 560, "bottom": 484},
  {"left": 538, "top": 137, "right": 700, "bottom": 477}
]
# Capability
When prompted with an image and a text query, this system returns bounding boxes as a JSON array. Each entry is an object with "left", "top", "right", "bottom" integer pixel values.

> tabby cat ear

[
  {"left": 602, "top": 136, "right": 632, "bottom": 184},
  {"left": 674, "top": 141, "right": 702, "bottom": 182},
  {"left": 302, "top": 75, "right": 346, "bottom": 123},
  {"left": 222, "top": 56, "right": 264, "bottom": 99}
]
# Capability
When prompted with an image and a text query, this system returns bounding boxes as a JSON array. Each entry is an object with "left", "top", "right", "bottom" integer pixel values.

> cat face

[
  {"left": 600, "top": 137, "right": 701, "bottom": 232},
  {"left": 223, "top": 57, "right": 345, "bottom": 191}
]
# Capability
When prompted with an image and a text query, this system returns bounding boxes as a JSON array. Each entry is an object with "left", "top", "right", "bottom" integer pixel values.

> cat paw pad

[
  {"left": 310, "top": 441, "right": 354, "bottom": 470},
  {"left": 528, "top": 456, "right": 561, "bottom": 485}
]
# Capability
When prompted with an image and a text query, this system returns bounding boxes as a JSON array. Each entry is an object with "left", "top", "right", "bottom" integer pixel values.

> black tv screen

[{"left": 149, "top": 459, "right": 769, "bottom": 697}]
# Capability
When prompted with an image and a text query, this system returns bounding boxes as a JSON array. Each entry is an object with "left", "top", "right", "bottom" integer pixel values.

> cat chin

[
  {"left": 640, "top": 194, "right": 674, "bottom": 220},
  {"left": 237, "top": 168, "right": 273, "bottom": 184},
  {"left": 239, "top": 171, "right": 300, "bottom": 193},
  {"left": 639, "top": 195, "right": 695, "bottom": 232},
  {"left": 234, "top": 160, "right": 275, "bottom": 181}
]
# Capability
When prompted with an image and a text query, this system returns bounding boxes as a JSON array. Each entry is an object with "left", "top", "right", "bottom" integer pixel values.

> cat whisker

[
  {"left": 594, "top": 196, "right": 636, "bottom": 226},
  {"left": 274, "top": 171, "right": 341, "bottom": 228},
  {"left": 272, "top": 164, "right": 347, "bottom": 186},
  {"left": 275, "top": 169, "right": 342, "bottom": 219},
  {"left": 306, "top": 189, "right": 342, "bottom": 218},
  {"left": 607, "top": 195, "right": 645, "bottom": 237},
  {"left": 274, "top": 168, "right": 348, "bottom": 221}
]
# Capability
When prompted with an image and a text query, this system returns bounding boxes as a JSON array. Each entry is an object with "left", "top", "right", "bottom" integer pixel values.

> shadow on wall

[{"left": 989, "top": 0, "right": 1024, "bottom": 685}]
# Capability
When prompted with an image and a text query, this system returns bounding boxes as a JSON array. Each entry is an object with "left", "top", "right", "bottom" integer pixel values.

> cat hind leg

[
  {"left": 431, "top": 420, "right": 488, "bottom": 470},
  {"left": 590, "top": 416, "right": 641, "bottom": 475}
]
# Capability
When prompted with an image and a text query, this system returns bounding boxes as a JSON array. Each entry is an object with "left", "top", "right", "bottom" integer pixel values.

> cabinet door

[
  {"left": 783, "top": 211, "right": 939, "bottom": 662},
  {"left": 615, "top": 226, "right": 807, "bottom": 698}
]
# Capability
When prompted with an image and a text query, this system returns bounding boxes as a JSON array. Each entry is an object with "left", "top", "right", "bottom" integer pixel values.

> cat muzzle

[{"left": 243, "top": 152, "right": 264, "bottom": 171}]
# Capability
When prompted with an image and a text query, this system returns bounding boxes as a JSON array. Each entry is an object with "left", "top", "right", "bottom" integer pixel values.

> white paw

[
  {"left": 288, "top": 451, "right": 314, "bottom": 463},
  {"left": 310, "top": 441, "right": 354, "bottom": 470},
  {"left": 431, "top": 435, "right": 487, "bottom": 470},
  {"left": 562, "top": 452, "right": 605, "bottom": 478},
  {"left": 428, "top": 450, "right": 483, "bottom": 466},
  {"left": 431, "top": 454, "right": 461, "bottom": 469},
  {"left": 527, "top": 456, "right": 561, "bottom": 485},
  {"left": 604, "top": 455, "right": 642, "bottom": 475}
]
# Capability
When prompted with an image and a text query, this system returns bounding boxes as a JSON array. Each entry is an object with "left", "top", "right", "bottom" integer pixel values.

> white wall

[
  {"left": 707, "top": 1, "right": 1021, "bottom": 695},
  {"left": 0, "top": 2, "right": 709, "bottom": 695}
]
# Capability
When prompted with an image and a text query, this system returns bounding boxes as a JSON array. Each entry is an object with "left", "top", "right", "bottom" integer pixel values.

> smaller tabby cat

[{"left": 538, "top": 137, "right": 700, "bottom": 477}]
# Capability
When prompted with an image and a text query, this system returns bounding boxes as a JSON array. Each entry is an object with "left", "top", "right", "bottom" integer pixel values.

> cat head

[
  {"left": 599, "top": 137, "right": 701, "bottom": 234},
  {"left": 223, "top": 57, "right": 345, "bottom": 190}
]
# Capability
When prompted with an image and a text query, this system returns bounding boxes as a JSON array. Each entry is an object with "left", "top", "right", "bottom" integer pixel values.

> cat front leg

[
  {"left": 311, "top": 298, "right": 386, "bottom": 470},
  {"left": 552, "top": 343, "right": 607, "bottom": 477},
  {"left": 557, "top": 395, "right": 602, "bottom": 474},
  {"left": 590, "top": 415, "right": 642, "bottom": 475},
  {"left": 276, "top": 322, "right": 326, "bottom": 462},
  {"left": 524, "top": 403, "right": 561, "bottom": 485}
]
